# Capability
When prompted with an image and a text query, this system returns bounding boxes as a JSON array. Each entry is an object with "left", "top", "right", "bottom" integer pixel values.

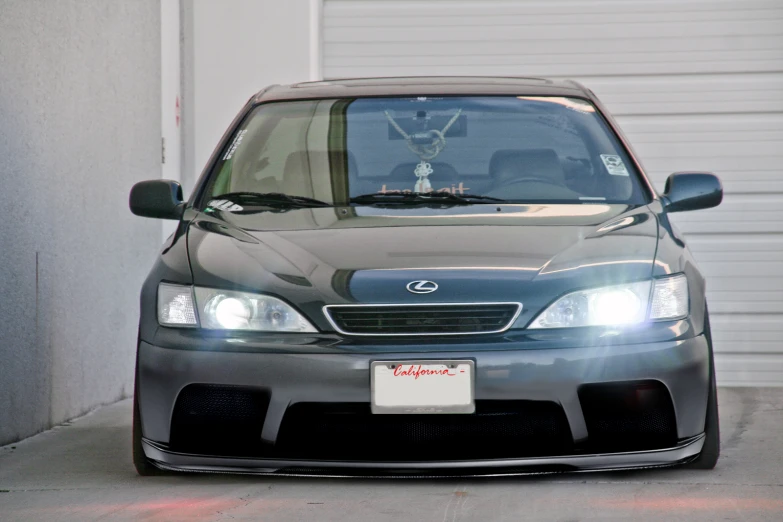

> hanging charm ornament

[
  {"left": 385, "top": 108, "right": 462, "bottom": 193},
  {"left": 413, "top": 161, "right": 434, "bottom": 193}
]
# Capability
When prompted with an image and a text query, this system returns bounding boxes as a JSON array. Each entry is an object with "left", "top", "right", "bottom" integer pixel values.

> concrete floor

[{"left": 1, "top": 388, "right": 782, "bottom": 521}]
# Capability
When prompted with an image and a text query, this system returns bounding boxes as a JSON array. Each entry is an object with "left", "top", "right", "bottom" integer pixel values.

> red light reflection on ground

[
  {"left": 592, "top": 496, "right": 783, "bottom": 512},
  {"left": 11, "top": 497, "right": 254, "bottom": 521}
]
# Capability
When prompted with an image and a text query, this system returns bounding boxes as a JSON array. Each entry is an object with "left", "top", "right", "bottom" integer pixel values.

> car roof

[{"left": 252, "top": 76, "right": 591, "bottom": 103}]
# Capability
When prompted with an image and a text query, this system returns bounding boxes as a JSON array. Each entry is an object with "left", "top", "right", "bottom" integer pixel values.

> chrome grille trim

[{"left": 322, "top": 302, "right": 523, "bottom": 336}]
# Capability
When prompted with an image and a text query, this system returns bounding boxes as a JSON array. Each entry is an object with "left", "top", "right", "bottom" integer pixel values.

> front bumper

[
  {"left": 142, "top": 434, "right": 705, "bottom": 476},
  {"left": 137, "top": 332, "right": 710, "bottom": 473}
]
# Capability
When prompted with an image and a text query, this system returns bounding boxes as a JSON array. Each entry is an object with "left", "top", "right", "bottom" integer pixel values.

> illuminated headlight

[
  {"left": 194, "top": 287, "right": 317, "bottom": 332},
  {"left": 156, "top": 283, "right": 317, "bottom": 332},
  {"left": 528, "top": 274, "right": 688, "bottom": 329}
]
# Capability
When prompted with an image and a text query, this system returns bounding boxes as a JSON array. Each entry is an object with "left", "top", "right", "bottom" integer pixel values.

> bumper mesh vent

[
  {"left": 169, "top": 384, "right": 270, "bottom": 456},
  {"left": 275, "top": 401, "right": 572, "bottom": 461},
  {"left": 578, "top": 381, "right": 678, "bottom": 452},
  {"left": 325, "top": 303, "right": 521, "bottom": 335}
]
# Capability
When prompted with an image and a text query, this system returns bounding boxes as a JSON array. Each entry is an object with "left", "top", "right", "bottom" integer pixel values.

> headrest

[
  {"left": 489, "top": 149, "right": 565, "bottom": 185},
  {"left": 282, "top": 150, "right": 358, "bottom": 194}
]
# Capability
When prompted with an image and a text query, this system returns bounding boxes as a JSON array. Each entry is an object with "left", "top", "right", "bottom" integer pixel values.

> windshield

[{"left": 202, "top": 96, "right": 648, "bottom": 207}]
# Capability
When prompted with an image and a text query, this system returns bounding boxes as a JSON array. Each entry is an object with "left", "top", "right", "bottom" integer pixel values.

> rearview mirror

[
  {"left": 129, "top": 179, "right": 185, "bottom": 220},
  {"left": 662, "top": 172, "right": 722, "bottom": 213}
]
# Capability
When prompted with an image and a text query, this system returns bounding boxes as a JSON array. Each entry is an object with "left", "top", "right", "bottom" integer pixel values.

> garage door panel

[
  {"left": 669, "top": 198, "right": 783, "bottom": 235},
  {"left": 695, "top": 252, "right": 783, "bottom": 266},
  {"left": 608, "top": 98, "right": 783, "bottom": 116},
  {"left": 574, "top": 73, "right": 783, "bottom": 108},
  {"left": 326, "top": 0, "right": 783, "bottom": 28},
  {"left": 644, "top": 169, "right": 781, "bottom": 189},
  {"left": 712, "top": 314, "right": 783, "bottom": 371},
  {"left": 621, "top": 114, "right": 783, "bottom": 196},
  {"left": 325, "top": 20, "right": 783, "bottom": 38},
  {"left": 688, "top": 235, "right": 783, "bottom": 253},
  {"left": 714, "top": 367, "right": 783, "bottom": 387},
  {"left": 714, "top": 341, "right": 783, "bottom": 355},
  {"left": 714, "top": 373, "right": 783, "bottom": 386},
  {"left": 674, "top": 218, "right": 783, "bottom": 235},
  {"left": 716, "top": 354, "right": 783, "bottom": 372},
  {"left": 327, "top": 36, "right": 783, "bottom": 63},
  {"left": 327, "top": 0, "right": 783, "bottom": 16},
  {"left": 630, "top": 132, "right": 783, "bottom": 145},
  {"left": 712, "top": 315, "right": 783, "bottom": 344},
  {"left": 710, "top": 290, "right": 783, "bottom": 304},
  {"left": 325, "top": 61, "right": 783, "bottom": 79},
  {"left": 714, "top": 342, "right": 783, "bottom": 355},
  {"left": 674, "top": 194, "right": 783, "bottom": 210},
  {"left": 619, "top": 113, "right": 783, "bottom": 133},
  {"left": 701, "top": 270, "right": 783, "bottom": 284},
  {"left": 712, "top": 313, "right": 783, "bottom": 330},
  {"left": 326, "top": 9, "right": 783, "bottom": 28},
  {"left": 610, "top": 99, "right": 783, "bottom": 117},
  {"left": 324, "top": 0, "right": 783, "bottom": 386},
  {"left": 710, "top": 300, "right": 783, "bottom": 314},
  {"left": 642, "top": 157, "right": 780, "bottom": 175},
  {"left": 325, "top": 50, "right": 783, "bottom": 70},
  {"left": 635, "top": 141, "right": 782, "bottom": 160},
  {"left": 326, "top": 0, "right": 782, "bottom": 78}
]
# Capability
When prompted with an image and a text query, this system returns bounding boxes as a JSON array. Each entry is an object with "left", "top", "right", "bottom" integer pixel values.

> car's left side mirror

[
  {"left": 662, "top": 172, "right": 723, "bottom": 213},
  {"left": 129, "top": 179, "right": 185, "bottom": 220}
]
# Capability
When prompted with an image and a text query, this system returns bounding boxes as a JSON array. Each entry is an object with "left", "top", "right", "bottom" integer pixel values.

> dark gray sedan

[{"left": 129, "top": 77, "right": 722, "bottom": 476}]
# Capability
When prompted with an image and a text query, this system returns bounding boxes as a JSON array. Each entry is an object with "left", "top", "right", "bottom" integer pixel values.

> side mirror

[
  {"left": 662, "top": 172, "right": 722, "bottom": 213},
  {"left": 129, "top": 179, "right": 185, "bottom": 220}
]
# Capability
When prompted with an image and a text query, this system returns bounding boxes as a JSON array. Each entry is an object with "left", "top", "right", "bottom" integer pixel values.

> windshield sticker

[
  {"left": 207, "top": 199, "right": 243, "bottom": 212},
  {"left": 222, "top": 129, "right": 248, "bottom": 161},
  {"left": 600, "top": 154, "right": 630, "bottom": 176}
]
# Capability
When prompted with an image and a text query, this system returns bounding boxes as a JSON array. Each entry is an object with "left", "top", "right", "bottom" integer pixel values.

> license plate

[{"left": 371, "top": 360, "right": 475, "bottom": 414}]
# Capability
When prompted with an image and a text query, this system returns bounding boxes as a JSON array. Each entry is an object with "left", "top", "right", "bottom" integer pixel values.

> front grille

[
  {"left": 275, "top": 401, "right": 572, "bottom": 461},
  {"left": 325, "top": 303, "right": 521, "bottom": 335},
  {"left": 169, "top": 384, "right": 270, "bottom": 456}
]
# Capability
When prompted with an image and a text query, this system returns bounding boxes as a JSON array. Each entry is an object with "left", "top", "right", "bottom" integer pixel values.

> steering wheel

[{"left": 495, "top": 176, "right": 564, "bottom": 188}]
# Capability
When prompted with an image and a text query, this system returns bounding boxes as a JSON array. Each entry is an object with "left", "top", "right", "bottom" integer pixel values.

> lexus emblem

[{"left": 406, "top": 280, "right": 438, "bottom": 294}]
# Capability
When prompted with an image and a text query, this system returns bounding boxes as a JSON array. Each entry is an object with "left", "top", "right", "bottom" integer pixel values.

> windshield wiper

[
  {"left": 209, "top": 192, "right": 332, "bottom": 209},
  {"left": 350, "top": 192, "right": 507, "bottom": 205}
]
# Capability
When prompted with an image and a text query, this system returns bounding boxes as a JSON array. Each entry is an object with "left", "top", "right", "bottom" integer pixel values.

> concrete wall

[
  {"left": 183, "top": 0, "right": 320, "bottom": 189},
  {"left": 0, "top": 1, "right": 162, "bottom": 445}
]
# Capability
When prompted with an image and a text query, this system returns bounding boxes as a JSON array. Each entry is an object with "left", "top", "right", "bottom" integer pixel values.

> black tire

[
  {"left": 684, "top": 310, "right": 720, "bottom": 469},
  {"left": 132, "top": 355, "right": 169, "bottom": 476}
]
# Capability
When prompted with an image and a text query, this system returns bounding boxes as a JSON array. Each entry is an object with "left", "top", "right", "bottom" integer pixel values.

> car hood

[{"left": 187, "top": 204, "right": 659, "bottom": 330}]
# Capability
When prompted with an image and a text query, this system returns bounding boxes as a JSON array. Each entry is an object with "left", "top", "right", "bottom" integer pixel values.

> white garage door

[{"left": 323, "top": 0, "right": 783, "bottom": 386}]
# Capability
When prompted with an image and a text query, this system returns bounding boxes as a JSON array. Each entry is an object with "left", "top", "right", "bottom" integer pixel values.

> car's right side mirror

[{"left": 662, "top": 172, "right": 723, "bottom": 213}]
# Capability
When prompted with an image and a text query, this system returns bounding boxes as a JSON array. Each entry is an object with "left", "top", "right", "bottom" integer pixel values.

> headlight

[
  {"left": 194, "top": 287, "right": 317, "bottom": 332},
  {"left": 157, "top": 284, "right": 317, "bottom": 332},
  {"left": 528, "top": 274, "right": 688, "bottom": 329}
]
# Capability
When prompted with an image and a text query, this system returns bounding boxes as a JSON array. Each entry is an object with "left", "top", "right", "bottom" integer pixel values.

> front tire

[{"left": 684, "top": 310, "right": 720, "bottom": 469}]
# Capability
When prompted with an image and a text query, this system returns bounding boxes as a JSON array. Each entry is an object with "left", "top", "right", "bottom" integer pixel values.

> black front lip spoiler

[{"left": 142, "top": 434, "right": 705, "bottom": 477}]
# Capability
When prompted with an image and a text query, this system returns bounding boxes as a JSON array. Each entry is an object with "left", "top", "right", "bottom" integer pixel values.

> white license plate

[{"left": 371, "top": 360, "right": 475, "bottom": 414}]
